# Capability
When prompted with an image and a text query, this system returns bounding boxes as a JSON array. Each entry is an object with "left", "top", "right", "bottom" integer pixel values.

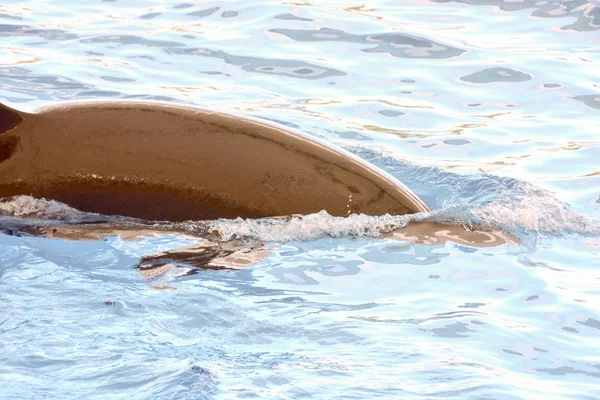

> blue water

[{"left": 1, "top": 1, "right": 600, "bottom": 399}]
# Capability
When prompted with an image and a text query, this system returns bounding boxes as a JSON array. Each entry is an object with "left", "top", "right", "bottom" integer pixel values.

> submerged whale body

[{"left": 0, "top": 101, "right": 428, "bottom": 221}]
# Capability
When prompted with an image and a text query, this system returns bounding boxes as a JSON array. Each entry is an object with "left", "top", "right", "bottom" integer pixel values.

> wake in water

[
  {"left": 208, "top": 148, "right": 600, "bottom": 243},
  {"left": 0, "top": 151, "right": 598, "bottom": 276},
  {"left": 348, "top": 146, "right": 600, "bottom": 238},
  {"left": 1, "top": 161, "right": 598, "bottom": 244}
]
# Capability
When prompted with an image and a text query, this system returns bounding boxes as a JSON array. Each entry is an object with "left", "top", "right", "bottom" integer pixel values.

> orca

[
  {"left": 0, "top": 100, "right": 516, "bottom": 275},
  {"left": 0, "top": 101, "right": 428, "bottom": 221}
]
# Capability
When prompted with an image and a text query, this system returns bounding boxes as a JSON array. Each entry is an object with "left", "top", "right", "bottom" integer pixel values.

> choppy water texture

[{"left": 1, "top": 0, "right": 600, "bottom": 399}]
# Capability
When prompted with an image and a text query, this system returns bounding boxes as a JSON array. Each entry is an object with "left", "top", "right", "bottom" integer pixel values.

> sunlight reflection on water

[{"left": 1, "top": 0, "right": 599, "bottom": 398}]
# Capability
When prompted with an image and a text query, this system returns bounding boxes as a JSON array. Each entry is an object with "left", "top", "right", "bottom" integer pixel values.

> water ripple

[
  {"left": 269, "top": 27, "right": 465, "bottom": 59},
  {"left": 433, "top": 0, "right": 600, "bottom": 31},
  {"left": 1, "top": 0, "right": 600, "bottom": 398}
]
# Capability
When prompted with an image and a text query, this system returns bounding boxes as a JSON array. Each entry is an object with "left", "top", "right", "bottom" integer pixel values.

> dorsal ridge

[{"left": 0, "top": 103, "right": 24, "bottom": 134}]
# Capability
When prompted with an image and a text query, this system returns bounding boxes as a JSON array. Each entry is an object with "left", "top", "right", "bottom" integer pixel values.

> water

[{"left": 1, "top": 0, "right": 600, "bottom": 398}]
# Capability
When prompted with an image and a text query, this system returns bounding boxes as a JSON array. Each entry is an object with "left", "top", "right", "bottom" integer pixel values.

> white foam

[
  {"left": 207, "top": 186, "right": 600, "bottom": 242},
  {"left": 468, "top": 186, "right": 600, "bottom": 236},
  {"left": 0, "top": 196, "right": 79, "bottom": 218},
  {"left": 1, "top": 184, "right": 599, "bottom": 243},
  {"left": 0, "top": 195, "right": 109, "bottom": 223},
  {"left": 207, "top": 211, "right": 413, "bottom": 242}
]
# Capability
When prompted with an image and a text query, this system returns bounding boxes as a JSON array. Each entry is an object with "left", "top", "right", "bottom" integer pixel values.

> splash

[
  {"left": 1, "top": 176, "right": 599, "bottom": 244},
  {"left": 203, "top": 147, "right": 600, "bottom": 242},
  {"left": 205, "top": 194, "right": 600, "bottom": 243},
  {"left": 207, "top": 211, "right": 414, "bottom": 242},
  {"left": 346, "top": 147, "right": 600, "bottom": 238},
  {"left": 0, "top": 195, "right": 115, "bottom": 225},
  {"left": 0, "top": 195, "right": 77, "bottom": 218},
  {"left": 468, "top": 185, "right": 600, "bottom": 236}
]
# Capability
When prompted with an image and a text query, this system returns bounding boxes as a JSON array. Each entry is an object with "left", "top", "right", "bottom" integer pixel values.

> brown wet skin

[
  {"left": 0, "top": 101, "right": 428, "bottom": 221},
  {"left": 0, "top": 100, "right": 518, "bottom": 275}
]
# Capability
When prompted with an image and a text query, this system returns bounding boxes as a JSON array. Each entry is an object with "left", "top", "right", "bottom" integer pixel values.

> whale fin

[
  {"left": 0, "top": 103, "right": 24, "bottom": 164},
  {"left": 0, "top": 103, "right": 24, "bottom": 135}
]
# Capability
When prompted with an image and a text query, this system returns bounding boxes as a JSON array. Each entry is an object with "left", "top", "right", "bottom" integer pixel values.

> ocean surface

[{"left": 1, "top": 0, "right": 600, "bottom": 399}]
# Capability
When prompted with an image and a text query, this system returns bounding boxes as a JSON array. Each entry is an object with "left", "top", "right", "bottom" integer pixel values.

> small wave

[
  {"left": 1, "top": 171, "right": 599, "bottom": 244},
  {"left": 346, "top": 147, "right": 600, "bottom": 237},
  {"left": 0, "top": 196, "right": 87, "bottom": 219},
  {"left": 468, "top": 186, "right": 600, "bottom": 237},
  {"left": 206, "top": 197, "right": 600, "bottom": 243},
  {"left": 207, "top": 211, "right": 414, "bottom": 242},
  {"left": 0, "top": 196, "right": 113, "bottom": 224}
]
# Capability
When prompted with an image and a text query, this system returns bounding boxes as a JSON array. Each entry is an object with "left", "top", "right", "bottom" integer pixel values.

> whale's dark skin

[
  {"left": 0, "top": 101, "right": 516, "bottom": 276},
  {"left": 0, "top": 101, "right": 428, "bottom": 221}
]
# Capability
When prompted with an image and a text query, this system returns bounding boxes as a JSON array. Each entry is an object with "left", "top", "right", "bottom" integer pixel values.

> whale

[
  {"left": 0, "top": 101, "right": 428, "bottom": 221},
  {"left": 0, "top": 100, "right": 517, "bottom": 275}
]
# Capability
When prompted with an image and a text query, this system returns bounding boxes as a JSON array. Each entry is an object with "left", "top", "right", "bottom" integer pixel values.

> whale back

[{"left": 0, "top": 101, "right": 428, "bottom": 221}]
